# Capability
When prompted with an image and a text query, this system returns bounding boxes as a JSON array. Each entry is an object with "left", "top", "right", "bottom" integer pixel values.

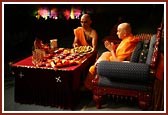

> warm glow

[
  {"left": 70, "top": 6, "right": 74, "bottom": 19},
  {"left": 35, "top": 6, "right": 90, "bottom": 20},
  {"left": 38, "top": 8, "right": 49, "bottom": 20},
  {"left": 50, "top": 8, "right": 58, "bottom": 19},
  {"left": 74, "top": 8, "right": 81, "bottom": 19},
  {"left": 63, "top": 9, "right": 71, "bottom": 20}
]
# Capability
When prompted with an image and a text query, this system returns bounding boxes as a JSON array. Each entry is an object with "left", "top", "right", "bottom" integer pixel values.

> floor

[{"left": 3, "top": 75, "right": 142, "bottom": 112}]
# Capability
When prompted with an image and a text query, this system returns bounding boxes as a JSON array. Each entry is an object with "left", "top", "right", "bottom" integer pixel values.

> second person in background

[{"left": 73, "top": 14, "right": 98, "bottom": 51}]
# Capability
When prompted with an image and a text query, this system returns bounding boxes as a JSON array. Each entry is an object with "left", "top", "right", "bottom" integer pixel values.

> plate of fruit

[{"left": 72, "top": 46, "right": 94, "bottom": 54}]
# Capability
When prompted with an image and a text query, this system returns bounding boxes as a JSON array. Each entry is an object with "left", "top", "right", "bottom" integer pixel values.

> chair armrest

[{"left": 97, "top": 61, "right": 150, "bottom": 82}]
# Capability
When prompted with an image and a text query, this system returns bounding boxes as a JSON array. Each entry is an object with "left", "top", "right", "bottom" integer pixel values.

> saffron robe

[{"left": 74, "top": 27, "right": 91, "bottom": 46}]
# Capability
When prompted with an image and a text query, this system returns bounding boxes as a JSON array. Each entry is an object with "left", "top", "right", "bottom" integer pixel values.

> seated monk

[
  {"left": 84, "top": 22, "right": 139, "bottom": 90},
  {"left": 73, "top": 14, "right": 98, "bottom": 51}
]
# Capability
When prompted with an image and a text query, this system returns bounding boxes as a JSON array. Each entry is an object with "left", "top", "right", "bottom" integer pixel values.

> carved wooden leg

[
  {"left": 138, "top": 93, "right": 151, "bottom": 110},
  {"left": 138, "top": 100, "right": 150, "bottom": 110},
  {"left": 93, "top": 94, "right": 103, "bottom": 109}
]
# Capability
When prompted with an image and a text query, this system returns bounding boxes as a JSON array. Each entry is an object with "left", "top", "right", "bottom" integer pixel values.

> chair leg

[
  {"left": 93, "top": 94, "right": 103, "bottom": 109},
  {"left": 138, "top": 93, "right": 151, "bottom": 110},
  {"left": 138, "top": 100, "right": 150, "bottom": 110}
]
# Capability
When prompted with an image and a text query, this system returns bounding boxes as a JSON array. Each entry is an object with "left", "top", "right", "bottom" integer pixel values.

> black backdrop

[{"left": 4, "top": 3, "right": 164, "bottom": 65}]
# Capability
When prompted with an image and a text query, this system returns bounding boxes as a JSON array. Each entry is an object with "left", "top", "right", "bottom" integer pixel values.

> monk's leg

[
  {"left": 95, "top": 51, "right": 111, "bottom": 64},
  {"left": 84, "top": 65, "right": 96, "bottom": 90},
  {"left": 84, "top": 51, "right": 111, "bottom": 90}
]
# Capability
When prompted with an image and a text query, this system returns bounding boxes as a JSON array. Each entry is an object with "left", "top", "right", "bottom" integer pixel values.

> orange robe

[
  {"left": 111, "top": 35, "right": 139, "bottom": 61},
  {"left": 84, "top": 35, "right": 139, "bottom": 90},
  {"left": 74, "top": 27, "right": 90, "bottom": 46}
]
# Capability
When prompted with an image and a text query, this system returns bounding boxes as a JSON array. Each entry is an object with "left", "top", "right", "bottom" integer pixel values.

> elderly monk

[
  {"left": 84, "top": 22, "right": 139, "bottom": 90},
  {"left": 73, "top": 14, "right": 98, "bottom": 50}
]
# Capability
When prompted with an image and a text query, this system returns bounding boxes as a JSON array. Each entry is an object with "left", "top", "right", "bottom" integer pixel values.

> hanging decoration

[{"left": 34, "top": 5, "right": 91, "bottom": 20}]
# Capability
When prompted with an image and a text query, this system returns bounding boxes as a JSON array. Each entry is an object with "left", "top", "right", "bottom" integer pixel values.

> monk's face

[
  {"left": 80, "top": 14, "right": 92, "bottom": 29},
  {"left": 117, "top": 23, "right": 132, "bottom": 40},
  {"left": 117, "top": 26, "right": 126, "bottom": 40}
]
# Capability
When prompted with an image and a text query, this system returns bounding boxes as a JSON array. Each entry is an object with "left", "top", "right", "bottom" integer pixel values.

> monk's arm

[
  {"left": 73, "top": 36, "right": 79, "bottom": 47},
  {"left": 92, "top": 30, "right": 98, "bottom": 50},
  {"left": 104, "top": 41, "right": 123, "bottom": 62}
]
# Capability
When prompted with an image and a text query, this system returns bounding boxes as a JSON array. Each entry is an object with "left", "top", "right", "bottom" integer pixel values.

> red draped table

[{"left": 11, "top": 51, "right": 97, "bottom": 110}]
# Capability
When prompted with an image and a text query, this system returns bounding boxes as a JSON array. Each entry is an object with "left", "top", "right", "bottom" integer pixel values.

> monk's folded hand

[{"left": 104, "top": 40, "right": 115, "bottom": 51}]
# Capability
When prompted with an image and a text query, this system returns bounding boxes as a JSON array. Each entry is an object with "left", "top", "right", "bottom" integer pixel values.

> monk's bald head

[
  {"left": 117, "top": 22, "right": 132, "bottom": 39},
  {"left": 81, "top": 14, "right": 91, "bottom": 21},
  {"left": 118, "top": 23, "right": 132, "bottom": 34},
  {"left": 80, "top": 14, "right": 92, "bottom": 28}
]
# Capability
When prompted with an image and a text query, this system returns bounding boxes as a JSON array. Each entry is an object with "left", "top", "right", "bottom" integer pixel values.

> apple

[
  {"left": 48, "top": 53, "right": 53, "bottom": 57},
  {"left": 45, "top": 62, "right": 51, "bottom": 67},
  {"left": 36, "top": 62, "right": 43, "bottom": 67},
  {"left": 69, "top": 60, "right": 77, "bottom": 66},
  {"left": 56, "top": 62, "right": 63, "bottom": 68},
  {"left": 43, "top": 55, "right": 50, "bottom": 60},
  {"left": 63, "top": 60, "right": 70, "bottom": 66}
]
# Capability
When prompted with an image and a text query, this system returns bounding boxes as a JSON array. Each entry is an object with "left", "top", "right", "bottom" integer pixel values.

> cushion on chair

[
  {"left": 130, "top": 41, "right": 143, "bottom": 62},
  {"left": 138, "top": 40, "right": 150, "bottom": 63},
  {"left": 98, "top": 76, "right": 150, "bottom": 91},
  {"left": 146, "top": 34, "right": 157, "bottom": 65},
  {"left": 97, "top": 61, "right": 150, "bottom": 82}
]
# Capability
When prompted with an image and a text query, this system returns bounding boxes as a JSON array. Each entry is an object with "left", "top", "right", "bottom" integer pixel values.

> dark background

[{"left": 4, "top": 4, "right": 164, "bottom": 78}]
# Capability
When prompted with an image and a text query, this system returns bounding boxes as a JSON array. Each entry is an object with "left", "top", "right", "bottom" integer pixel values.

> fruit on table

[
  {"left": 63, "top": 49, "right": 69, "bottom": 53},
  {"left": 69, "top": 60, "right": 78, "bottom": 65},
  {"left": 33, "top": 47, "right": 85, "bottom": 68},
  {"left": 56, "top": 62, "right": 62, "bottom": 68},
  {"left": 54, "top": 58, "right": 61, "bottom": 63},
  {"left": 43, "top": 54, "right": 53, "bottom": 60},
  {"left": 73, "top": 46, "right": 93, "bottom": 53},
  {"left": 45, "top": 62, "right": 51, "bottom": 67}
]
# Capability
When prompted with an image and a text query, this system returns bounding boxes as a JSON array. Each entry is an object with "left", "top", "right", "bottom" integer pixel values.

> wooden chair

[{"left": 92, "top": 24, "right": 163, "bottom": 110}]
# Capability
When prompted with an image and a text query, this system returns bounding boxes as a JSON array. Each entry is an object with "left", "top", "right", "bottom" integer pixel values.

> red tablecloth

[
  {"left": 12, "top": 54, "right": 92, "bottom": 71},
  {"left": 12, "top": 51, "right": 97, "bottom": 109}
]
